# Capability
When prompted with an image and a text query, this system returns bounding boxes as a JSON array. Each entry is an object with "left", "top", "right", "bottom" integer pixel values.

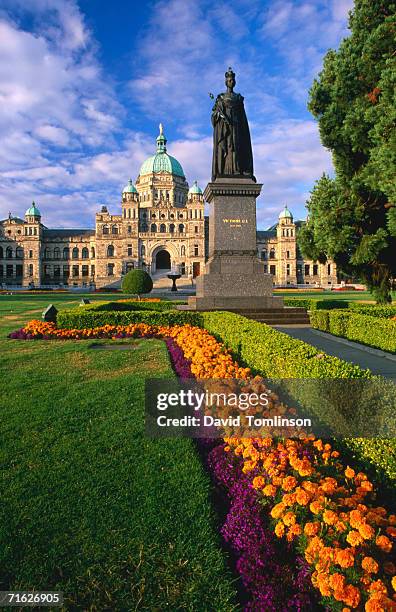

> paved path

[{"left": 274, "top": 326, "right": 396, "bottom": 382}]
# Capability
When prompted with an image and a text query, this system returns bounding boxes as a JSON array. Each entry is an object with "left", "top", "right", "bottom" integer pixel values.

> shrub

[
  {"left": 284, "top": 298, "right": 349, "bottom": 310},
  {"left": 311, "top": 310, "right": 396, "bottom": 353},
  {"left": 58, "top": 308, "right": 203, "bottom": 329},
  {"left": 85, "top": 301, "right": 183, "bottom": 312},
  {"left": 121, "top": 269, "right": 153, "bottom": 296},
  {"left": 349, "top": 303, "right": 396, "bottom": 318}
]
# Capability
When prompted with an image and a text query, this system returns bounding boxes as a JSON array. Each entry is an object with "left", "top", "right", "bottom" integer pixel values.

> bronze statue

[{"left": 211, "top": 68, "right": 254, "bottom": 181}]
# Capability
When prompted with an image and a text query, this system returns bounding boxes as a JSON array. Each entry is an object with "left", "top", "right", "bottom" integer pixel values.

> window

[
  {"left": 195, "top": 226, "right": 199, "bottom": 233},
  {"left": 72, "top": 247, "right": 79, "bottom": 259},
  {"left": 261, "top": 249, "right": 267, "bottom": 260},
  {"left": 54, "top": 266, "right": 61, "bottom": 278},
  {"left": 43, "top": 265, "right": 51, "bottom": 277},
  {"left": 181, "top": 245, "right": 186, "bottom": 257},
  {"left": 286, "top": 263, "right": 290, "bottom": 276},
  {"left": 91, "top": 265, "right": 95, "bottom": 276},
  {"left": 6, "top": 247, "right": 13, "bottom": 259},
  {"left": 107, "top": 263, "right": 114, "bottom": 276},
  {"left": 82, "top": 247, "right": 89, "bottom": 259},
  {"left": 103, "top": 225, "right": 109, "bottom": 235},
  {"left": 63, "top": 266, "right": 69, "bottom": 278},
  {"left": 127, "top": 245, "right": 132, "bottom": 257},
  {"left": 169, "top": 224, "right": 175, "bottom": 233},
  {"left": 112, "top": 225, "right": 118, "bottom": 235},
  {"left": 286, "top": 250, "right": 290, "bottom": 259},
  {"left": 179, "top": 224, "right": 184, "bottom": 233},
  {"left": 107, "top": 245, "right": 115, "bottom": 257},
  {"left": 313, "top": 264, "right": 318, "bottom": 276},
  {"left": 72, "top": 265, "right": 79, "bottom": 277},
  {"left": 264, "top": 264, "right": 268, "bottom": 273},
  {"left": 28, "top": 264, "right": 33, "bottom": 277},
  {"left": 0, "top": 246, "right": 3, "bottom": 258},
  {"left": 82, "top": 265, "right": 89, "bottom": 277},
  {"left": 159, "top": 224, "right": 166, "bottom": 233},
  {"left": 16, "top": 264, "right": 23, "bottom": 277},
  {"left": 33, "top": 228, "right": 37, "bottom": 235},
  {"left": 151, "top": 223, "right": 157, "bottom": 232},
  {"left": 270, "top": 265, "right": 276, "bottom": 276},
  {"left": 54, "top": 247, "right": 60, "bottom": 259},
  {"left": 269, "top": 248, "right": 275, "bottom": 259},
  {"left": 6, "top": 265, "right": 13, "bottom": 277},
  {"left": 328, "top": 264, "right": 331, "bottom": 275},
  {"left": 194, "top": 245, "right": 199, "bottom": 256},
  {"left": 91, "top": 247, "right": 95, "bottom": 258},
  {"left": 44, "top": 248, "right": 51, "bottom": 259},
  {"left": 140, "top": 245, "right": 146, "bottom": 257},
  {"left": 16, "top": 246, "right": 23, "bottom": 258},
  {"left": 29, "top": 250, "right": 33, "bottom": 258},
  {"left": 304, "top": 264, "right": 310, "bottom": 276},
  {"left": 128, "top": 225, "right": 132, "bottom": 234},
  {"left": 63, "top": 247, "right": 69, "bottom": 260}
]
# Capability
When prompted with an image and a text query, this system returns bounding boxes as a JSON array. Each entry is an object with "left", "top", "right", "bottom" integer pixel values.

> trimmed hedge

[
  {"left": 310, "top": 309, "right": 396, "bottom": 353},
  {"left": 349, "top": 303, "right": 396, "bottom": 318},
  {"left": 84, "top": 301, "right": 184, "bottom": 312},
  {"left": 283, "top": 298, "right": 350, "bottom": 310},
  {"left": 57, "top": 308, "right": 203, "bottom": 329}
]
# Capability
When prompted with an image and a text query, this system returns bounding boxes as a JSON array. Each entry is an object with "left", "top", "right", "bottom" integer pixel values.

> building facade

[
  {"left": 0, "top": 127, "right": 336, "bottom": 289},
  {"left": 256, "top": 205, "right": 337, "bottom": 286}
]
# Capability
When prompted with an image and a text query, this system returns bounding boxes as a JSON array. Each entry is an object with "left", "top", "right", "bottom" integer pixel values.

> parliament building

[{"left": 0, "top": 126, "right": 337, "bottom": 289}]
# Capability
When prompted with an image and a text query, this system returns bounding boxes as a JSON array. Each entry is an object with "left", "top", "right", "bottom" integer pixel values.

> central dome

[{"left": 139, "top": 124, "right": 185, "bottom": 178}]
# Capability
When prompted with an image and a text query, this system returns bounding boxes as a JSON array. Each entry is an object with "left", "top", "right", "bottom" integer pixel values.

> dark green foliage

[
  {"left": 310, "top": 309, "right": 396, "bottom": 353},
  {"left": 121, "top": 269, "right": 153, "bottom": 296},
  {"left": 57, "top": 308, "right": 203, "bottom": 329},
  {"left": 86, "top": 300, "right": 183, "bottom": 312},
  {"left": 302, "top": 1, "right": 396, "bottom": 303},
  {"left": 284, "top": 298, "right": 349, "bottom": 310}
]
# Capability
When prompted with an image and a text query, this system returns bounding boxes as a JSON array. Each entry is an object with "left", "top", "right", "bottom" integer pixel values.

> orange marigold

[
  {"left": 346, "top": 530, "right": 364, "bottom": 547},
  {"left": 275, "top": 522, "right": 285, "bottom": 538},
  {"left": 263, "top": 484, "right": 277, "bottom": 496},
  {"left": 282, "top": 476, "right": 297, "bottom": 491},
  {"left": 283, "top": 511, "right": 297, "bottom": 526},
  {"left": 304, "top": 522, "right": 321, "bottom": 536},
  {"left": 252, "top": 476, "right": 265, "bottom": 489},
  {"left": 323, "top": 510, "right": 338, "bottom": 525},
  {"left": 359, "top": 523, "right": 375, "bottom": 540},
  {"left": 345, "top": 466, "right": 355, "bottom": 479},
  {"left": 310, "top": 500, "right": 323, "bottom": 515},
  {"left": 362, "top": 557, "right": 379, "bottom": 574},
  {"left": 271, "top": 502, "right": 286, "bottom": 519},
  {"left": 376, "top": 535, "right": 393, "bottom": 554},
  {"left": 335, "top": 548, "right": 356, "bottom": 568}
]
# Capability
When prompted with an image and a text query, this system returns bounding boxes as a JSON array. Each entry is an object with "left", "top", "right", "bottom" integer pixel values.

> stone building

[
  {"left": 256, "top": 205, "right": 337, "bottom": 286},
  {"left": 0, "top": 126, "right": 205, "bottom": 289},
  {"left": 0, "top": 127, "right": 337, "bottom": 290}
]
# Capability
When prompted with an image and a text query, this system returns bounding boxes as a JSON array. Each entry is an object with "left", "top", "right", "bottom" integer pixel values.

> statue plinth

[{"left": 188, "top": 178, "right": 283, "bottom": 310}]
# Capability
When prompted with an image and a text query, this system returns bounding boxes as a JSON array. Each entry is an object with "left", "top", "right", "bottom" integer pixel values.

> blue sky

[{"left": 0, "top": 0, "right": 353, "bottom": 229}]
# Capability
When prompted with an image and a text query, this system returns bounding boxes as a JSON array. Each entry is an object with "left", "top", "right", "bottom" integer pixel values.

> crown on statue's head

[{"left": 225, "top": 66, "right": 235, "bottom": 79}]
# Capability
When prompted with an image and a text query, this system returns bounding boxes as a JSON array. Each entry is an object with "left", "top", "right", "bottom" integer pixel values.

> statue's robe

[{"left": 211, "top": 92, "right": 254, "bottom": 181}]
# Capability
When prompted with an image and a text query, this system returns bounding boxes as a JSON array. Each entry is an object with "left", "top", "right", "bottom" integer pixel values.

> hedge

[
  {"left": 84, "top": 300, "right": 184, "bottom": 312},
  {"left": 201, "top": 312, "right": 396, "bottom": 495},
  {"left": 57, "top": 308, "right": 203, "bottom": 329},
  {"left": 283, "top": 298, "right": 349, "bottom": 310},
  {"left": 310, "top": 309, "right": 396, "bottom": 353},
  {"left": 349, "top": 303, "right": 396, "bottom": 318}
]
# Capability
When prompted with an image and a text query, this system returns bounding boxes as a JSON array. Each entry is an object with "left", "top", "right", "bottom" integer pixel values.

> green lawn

[{"left": 0, "top": 298, "right": 239, "bottom": 610}]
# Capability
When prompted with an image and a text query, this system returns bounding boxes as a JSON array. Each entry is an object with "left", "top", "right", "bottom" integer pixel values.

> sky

[{"left": 0, "top": 0, "right": 354, "bottom": 229}]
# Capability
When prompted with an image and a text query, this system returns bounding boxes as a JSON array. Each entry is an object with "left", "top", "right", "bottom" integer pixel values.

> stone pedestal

[{"left": 188, "top": 178, "right": 283, "bottom": 310}]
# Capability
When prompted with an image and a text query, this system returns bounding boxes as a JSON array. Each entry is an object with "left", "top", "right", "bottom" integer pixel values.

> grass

[{"left": 0, "top": 297, "right": 239, "bottom": 610}]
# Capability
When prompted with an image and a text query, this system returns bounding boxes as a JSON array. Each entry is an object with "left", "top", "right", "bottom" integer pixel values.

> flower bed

[{"left": 8, "top": 319, "right": 396, "bottom": 610}]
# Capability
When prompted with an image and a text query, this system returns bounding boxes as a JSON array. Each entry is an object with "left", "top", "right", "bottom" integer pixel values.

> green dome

[
  {"left": 25, "top": 201, "right": 41, "bottom": 217},
  {"left": 123, "top": 178, "right": 137, "bottom": 194},
  {"left": 139, "top": 124, "right": 185, "bottom": 178},
  {"left": 188, "top": 180, "right": 202, "bottom": 195},
  {"left": 279, "top": 205, "right": 293, "bottom": 220}
]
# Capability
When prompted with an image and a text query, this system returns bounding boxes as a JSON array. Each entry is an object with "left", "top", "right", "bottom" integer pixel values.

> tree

[
  {"left": 121, "top": 269, "right": 153, "bottom": 298},
  {"left": 300, "top": 0, "right": 396, "bottom": 302}
]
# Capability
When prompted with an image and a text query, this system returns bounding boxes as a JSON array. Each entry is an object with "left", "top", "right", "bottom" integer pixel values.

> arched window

[
  {"left": 111, "top": 225, "right": 118, "bottom": 235},
  {"left": 6, "top": 247, "right": 12, "bottom": 259},
  {"left": 53, "top": 247, "right": 60, "bottom": 259},
  {"left": 169, "top": 224, "right": 175, "bottom": 233},
  {"left": 44, "top": 247, "right": 51, "bottom": 259},
  {"left": 151, "top": 223, "right": 157, "bottom": 233},
  {"left": 82, "top": 247, "right": 89, "bottom": 259},
  {"left": 0, "top": 246, "right": 3, "bottom": 258},
  {"left": 107, "top": 245, "right": 115, "bottom": 257},
  {"left": 16, "top": 246, "right": 23, "bottom": 259},
  {"left": 140, "top": 245, "right": 146, "bottom": 257},
  {"left": 91, "top": 247, "right": 95, "bottom": 258},
  {"left": 181, "top": 245, "right": 186, "bottom": 257},
  {"left": 160, "top": 224, "right": 166, "bottom": 233},
  {"left": 178, "top": 224, "right": 184, "bottom": 233},
  {"left": 261, "top": 249, "right": 267, "bottom": 260},
  {"left": 72, "top": 247, "right": 79, "bottom": 259},
  {"left": 270, "top": 248, "right": 275, "bottom": 259},
  {"left": 102, "top": 225, "right": 109, "bottom": 235},
  {"left": 63, "top": 247, "right": 69, "bottom": 260}
]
